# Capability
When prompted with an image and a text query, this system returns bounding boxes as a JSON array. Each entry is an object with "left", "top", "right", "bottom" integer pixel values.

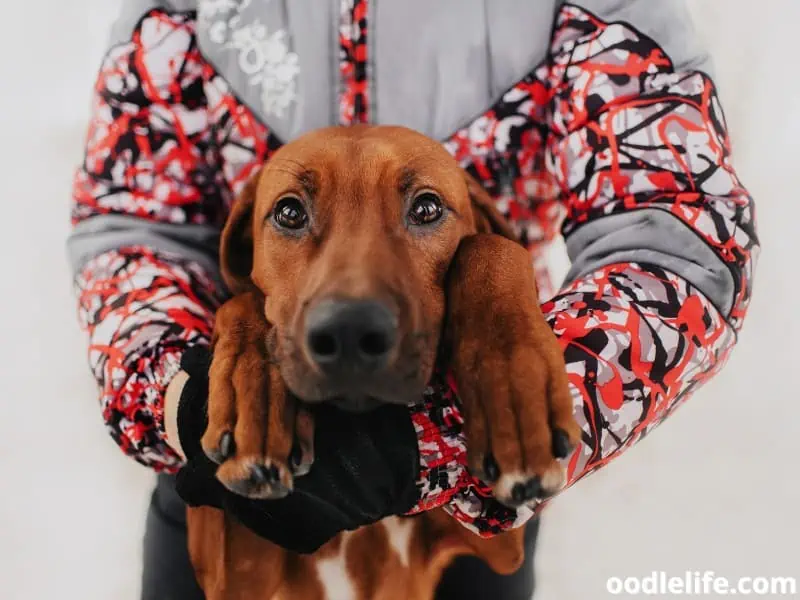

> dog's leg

[
  {"left": 446, "top": 234, "right": 581, "bottom": 508},
  {"left": 188, "top": 505, "right": 291, "bottom": 600},
  {"left": 201, "top": 290, "right": 314, "bottom": 499}
]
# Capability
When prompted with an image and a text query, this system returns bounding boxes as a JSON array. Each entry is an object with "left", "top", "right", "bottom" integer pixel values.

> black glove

[{"left": 174, "top": 346, "right": 421, "bottom": 554}]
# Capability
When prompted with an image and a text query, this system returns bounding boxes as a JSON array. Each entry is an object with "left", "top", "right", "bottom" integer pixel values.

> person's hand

[{"left": 171, "top": 345, "right": 421, "bottom": 554}]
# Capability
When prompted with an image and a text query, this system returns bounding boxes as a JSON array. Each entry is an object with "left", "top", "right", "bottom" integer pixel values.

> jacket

[{"left": 68, "top": 0, "right": 759, "bottom": 536}]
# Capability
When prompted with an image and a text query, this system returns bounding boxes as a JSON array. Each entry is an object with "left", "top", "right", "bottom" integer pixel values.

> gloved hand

[{"left": 174, "top": 346, "right": 421, "bottom": 554}]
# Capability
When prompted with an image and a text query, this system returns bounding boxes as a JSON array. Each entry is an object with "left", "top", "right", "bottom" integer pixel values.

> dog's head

[{"left": 221, "top": 125, "right": 514, "bottom": 411}]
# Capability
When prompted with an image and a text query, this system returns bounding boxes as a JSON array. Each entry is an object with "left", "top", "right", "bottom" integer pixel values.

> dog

[{"left": 186, "top": 125, "right": 580, "bottom": 599}]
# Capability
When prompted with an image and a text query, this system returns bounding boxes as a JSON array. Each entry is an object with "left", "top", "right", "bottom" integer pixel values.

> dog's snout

[{"left": 305, "top": 299, "right": 398, "bottom": 374}]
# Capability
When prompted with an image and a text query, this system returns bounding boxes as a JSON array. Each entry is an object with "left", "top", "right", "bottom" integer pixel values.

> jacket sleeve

[
  {"left": 412, "top": 0, "right": 759, "bottom": 535},
  {"left": 541, "top": 0, "right": 757, "bottom": 499},
  {"left": 70, "top": 9, "right": 228, "bottom": 471}
]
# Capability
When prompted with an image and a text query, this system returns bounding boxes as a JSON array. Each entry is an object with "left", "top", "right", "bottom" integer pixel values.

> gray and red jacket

[{"left": 69, "top": 0, "right": 759, "bottom": 535}]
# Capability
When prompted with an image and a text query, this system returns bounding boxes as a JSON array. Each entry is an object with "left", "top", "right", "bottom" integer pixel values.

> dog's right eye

[
  {"left": 273, "top": 197, "right": 308, "bottom": 230},
  {"left": 408, "top": 192, "right": 444, "bottom": 226}
]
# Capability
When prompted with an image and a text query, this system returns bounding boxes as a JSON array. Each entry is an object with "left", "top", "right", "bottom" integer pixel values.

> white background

[{"left": 0, "top": 1, "right": 797, "bottom": 598}]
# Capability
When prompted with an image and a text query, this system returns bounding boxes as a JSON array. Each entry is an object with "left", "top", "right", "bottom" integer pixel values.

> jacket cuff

[
  {"left": 146, "top": 346, "right": 199, "bottom": 473},
  {"left": 407, "top": 372, "right": 470, "bottom": 512},
  {"left": 407, "top": 371, "right": 535, "bottom": 536}
]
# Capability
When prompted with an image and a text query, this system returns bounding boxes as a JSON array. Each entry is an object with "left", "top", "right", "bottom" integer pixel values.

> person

[{"left": 69, "top": 1, "right": 758, "bottom": 598}]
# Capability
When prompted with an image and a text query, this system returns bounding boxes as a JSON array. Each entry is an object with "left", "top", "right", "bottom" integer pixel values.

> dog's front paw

[
  {"left": 201, "top": 292, "right": 315, "bottom": 499},
  {"left": 454, "top": 340, "right": 581, "bottom": 508}
]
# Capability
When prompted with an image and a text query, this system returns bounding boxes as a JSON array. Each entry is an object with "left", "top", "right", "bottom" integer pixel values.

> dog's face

[{"left": 221, "top": 126, "right": 513, "bottom": 411}]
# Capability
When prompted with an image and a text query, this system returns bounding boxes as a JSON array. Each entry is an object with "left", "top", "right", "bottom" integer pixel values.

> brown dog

[{"left": 187, "top": 125, "right": 579, "bottom": 599}]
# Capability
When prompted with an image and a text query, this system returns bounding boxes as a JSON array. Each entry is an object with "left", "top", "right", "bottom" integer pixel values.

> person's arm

[
  {"left": 70, "top": 9, "right": 230, "bottom": 471},
  {"left": 541, "top": 0, "right": 757, "bottom": 493},
  {"left": 412, "top": 0, "right": 759, "bottom": 536}
]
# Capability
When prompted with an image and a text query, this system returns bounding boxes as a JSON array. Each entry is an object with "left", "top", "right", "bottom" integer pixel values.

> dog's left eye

[
  {"left": 273, "top": 197, "right": 308, "bottom": 230},
  {"left": 408, "top": 192, "right": 444, "bottom": 226}
]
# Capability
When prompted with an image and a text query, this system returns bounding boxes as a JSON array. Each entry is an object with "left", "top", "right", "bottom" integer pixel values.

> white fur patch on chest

[
  {"left": 382, "top": 516, "right": 413, "bottom": 568},
  {"left": 315, "top": 533, "right": 356, "bottom": 600}
]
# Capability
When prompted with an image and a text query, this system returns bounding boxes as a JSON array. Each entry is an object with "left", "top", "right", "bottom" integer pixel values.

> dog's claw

[
  {"left": 289, "top": 443, "right": 302, "bottom": 471},
  {"left": 219, "top": 431, "right": 236, "bottom": 460},
  {"left": 524, "top": 477, "right": 541, "bottom": 500},
  {"left": 483, "top": 454, "right": 500, "bottom": 483},
  {"left": 268, "top": 464, "right": 281, "bottom": 482},
  {"left": 220, "top": 460, "right": 292, "bottom": 499},
  {"left": 250, "top": 464, "right": 267, "bottom": 485},
  {"left": 552, "top": 428, "right": 574, "bottom": 459},
  {"left": 511, "top": 483, "right": 528, "bottom": 505},
  {"left": 251, "top": 463, "right": 279, "bottom": 486},
  {"left": 510, "top": 477, "right": 542, "bottom": 505},
  {"left": 289, "top": 442, "right": 311, "bottom": 477},
  {"left": 205, "top": 432, "right": 235, "bottom": 464}
]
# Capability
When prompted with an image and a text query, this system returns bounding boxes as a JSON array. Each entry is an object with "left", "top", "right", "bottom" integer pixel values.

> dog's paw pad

[
  {"left": 217, "top": 457, "right": 293, "bottom": 500},
  {"left": 289, "top": 442, "right": 313, "bottom": 477},
  {"left": 495, "top": 468, "right": 566, "bottom": 508},
  {"left": 202, "top": 430, "right": 236, "bottom": 465},
  {"left": 496, "top": 473, "right": 536, "bottom": 508}
]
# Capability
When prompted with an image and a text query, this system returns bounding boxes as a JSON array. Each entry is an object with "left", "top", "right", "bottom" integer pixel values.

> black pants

[{"left": 142, "top": 474, "right": 539, "bottom": 600}]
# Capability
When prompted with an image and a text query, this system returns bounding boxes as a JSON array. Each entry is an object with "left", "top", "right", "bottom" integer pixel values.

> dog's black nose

[{"left": 305, "top": 299, "right": 397, "bottom": 374}]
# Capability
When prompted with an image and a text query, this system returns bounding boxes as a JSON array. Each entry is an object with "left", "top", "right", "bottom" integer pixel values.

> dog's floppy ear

[
  {"left": 220, "top": 172, "right": 260, "bottom": 295},
  {"left": 464, "top": 173, "right": 518, "bottom": 242}
]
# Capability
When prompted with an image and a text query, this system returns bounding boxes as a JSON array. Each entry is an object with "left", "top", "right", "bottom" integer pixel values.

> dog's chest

[
  {"left": 314, "top": 534, "right": 357, "bottom": 600},
  {"left": 289, "top": 517, "right": 416, "bottom": 600}
]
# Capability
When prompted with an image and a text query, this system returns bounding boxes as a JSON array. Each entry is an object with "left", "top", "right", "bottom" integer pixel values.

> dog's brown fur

[{"left": 187, "top": 126, "right": 579, "bottom": 599}]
